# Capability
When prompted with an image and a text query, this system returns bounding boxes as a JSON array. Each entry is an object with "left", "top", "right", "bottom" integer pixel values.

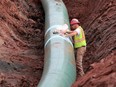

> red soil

[{"left": 0, "top": 0, "right": 115, "bottom": 87}]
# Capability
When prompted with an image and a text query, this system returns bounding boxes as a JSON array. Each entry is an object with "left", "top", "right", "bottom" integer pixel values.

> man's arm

[
  {"left": 66, "top": 28, "right": 81, "bottom": 37},
  {"left": 66, "top": 30, "right": 73, "bottom": 33},
  {"left": 65, "top": 31, "right": 78, "bottom": 37}
]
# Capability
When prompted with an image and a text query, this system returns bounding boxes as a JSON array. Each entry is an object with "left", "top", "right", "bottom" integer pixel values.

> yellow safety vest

[{"left": 74, "top": 26, "right": 86, "bottom": 48}]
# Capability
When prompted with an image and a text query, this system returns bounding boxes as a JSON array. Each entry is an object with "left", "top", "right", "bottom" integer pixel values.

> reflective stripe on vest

[{"left": 74, "top": 26, "right": 86, "bottom": 48}]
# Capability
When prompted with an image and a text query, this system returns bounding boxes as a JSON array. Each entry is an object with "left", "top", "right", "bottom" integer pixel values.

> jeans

[{"left": 76, "top": 46, "right": 86, "bottom": 77}]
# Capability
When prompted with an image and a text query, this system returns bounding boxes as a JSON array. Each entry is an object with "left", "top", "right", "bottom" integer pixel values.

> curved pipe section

[{"left": 38, "top": 0, "right": 76, "bottom": 87}]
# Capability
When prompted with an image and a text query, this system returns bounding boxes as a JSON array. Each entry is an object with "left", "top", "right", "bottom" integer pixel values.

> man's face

[{"left": 71, "top": 24, "right": 77, "bottom": 30}]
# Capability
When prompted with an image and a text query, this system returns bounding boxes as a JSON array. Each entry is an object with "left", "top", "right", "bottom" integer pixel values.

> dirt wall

[{"left": 0, "top": 0, "right": 44, "bottom": 86}]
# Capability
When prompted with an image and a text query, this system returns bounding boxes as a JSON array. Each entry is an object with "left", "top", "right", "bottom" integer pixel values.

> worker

[{"left": 66, "top": 18, "right": 87, "bottom": 77}]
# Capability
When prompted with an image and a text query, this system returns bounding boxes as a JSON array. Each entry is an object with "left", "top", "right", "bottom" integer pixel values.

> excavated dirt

[
  {"left": 0, "top": 0, "right": 115, "bottom": 87},
  {"left": 72, "top": 53, "right": 116, "bottom": 87},
  {"left": 0, "top": 0, "right": 44, "bottom": 86}
]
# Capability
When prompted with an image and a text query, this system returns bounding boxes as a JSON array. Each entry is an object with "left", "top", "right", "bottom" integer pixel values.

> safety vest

[{"left": 74, "top": 26, "right": 86, "bottom": 48}]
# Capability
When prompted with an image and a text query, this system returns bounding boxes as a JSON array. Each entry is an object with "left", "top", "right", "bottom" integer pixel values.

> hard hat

[{"left": 70, "top": 18, "right": 80, "bottom": 25}]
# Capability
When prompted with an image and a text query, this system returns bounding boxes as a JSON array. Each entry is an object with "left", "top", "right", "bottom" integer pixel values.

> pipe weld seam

[
  {"left": 45, "top": 25, "right": 62, "bottom": 36},
  {"left": 44, "top": 35, "right": 73, "bottom": 47}
]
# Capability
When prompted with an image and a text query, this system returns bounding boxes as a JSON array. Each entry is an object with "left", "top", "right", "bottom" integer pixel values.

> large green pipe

[{"left": 37, "top": 0, "right": 76, "bottom": 87}]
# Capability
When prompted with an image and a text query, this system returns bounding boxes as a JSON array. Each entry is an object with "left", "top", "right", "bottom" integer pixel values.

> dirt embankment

[
  {"left": 72, "top": 54, "right": 116, "bottom": 87},
  {"left": 0, "top": 0, "right": 115, "bottom": 87},
  {"left": 0, "top": 0, "right": 44, "bottom": 86}
]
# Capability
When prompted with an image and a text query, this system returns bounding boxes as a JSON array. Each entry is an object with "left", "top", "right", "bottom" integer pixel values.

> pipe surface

[{"left": 37, "top": 0, "right": 76, "bottom": 87}]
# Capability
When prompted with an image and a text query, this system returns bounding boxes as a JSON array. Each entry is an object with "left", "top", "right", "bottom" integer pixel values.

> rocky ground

[{"left": 0, "top": 0, "right": 115, "bottom": 87}]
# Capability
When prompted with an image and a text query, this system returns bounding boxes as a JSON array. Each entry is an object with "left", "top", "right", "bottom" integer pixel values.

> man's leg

[{"left": 76, "top": 46, "right": 86, "bottom": 77}]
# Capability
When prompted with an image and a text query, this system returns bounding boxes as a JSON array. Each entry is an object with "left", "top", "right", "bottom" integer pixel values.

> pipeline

[{"left": 37, "top": 0, "right": 76, "bottom": 87}]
